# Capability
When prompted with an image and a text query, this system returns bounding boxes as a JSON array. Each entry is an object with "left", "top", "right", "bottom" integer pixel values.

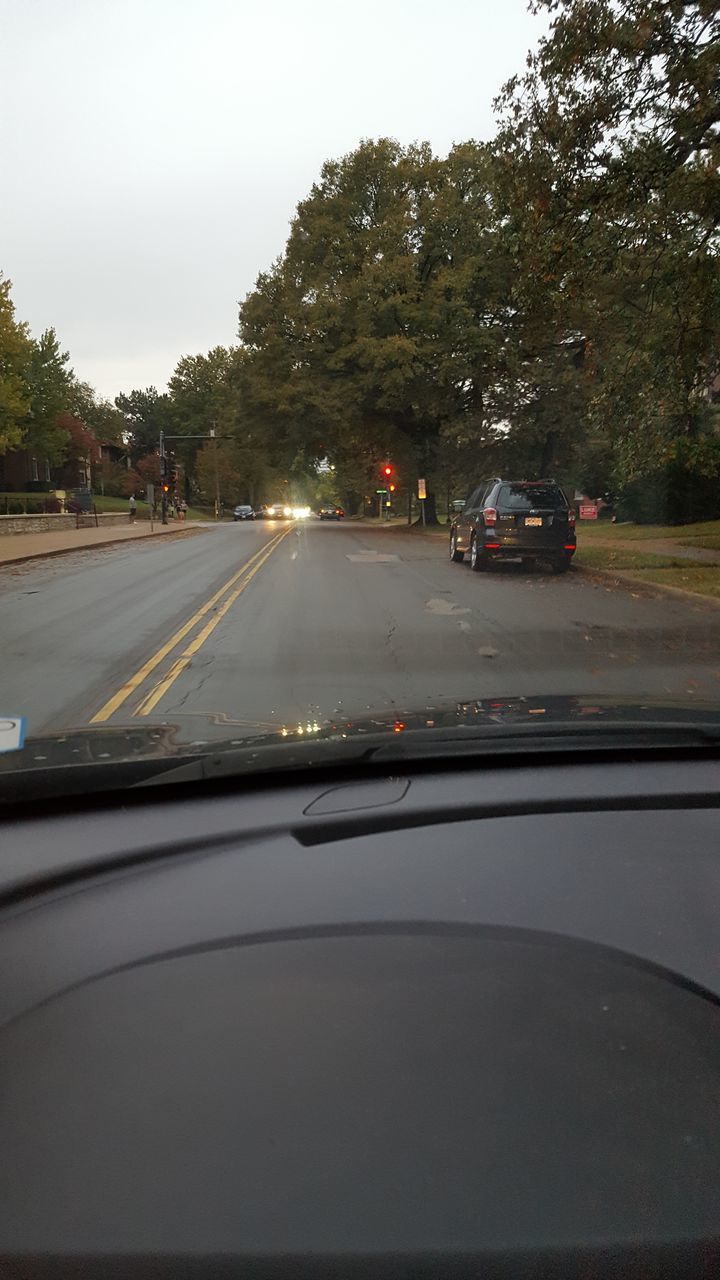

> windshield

[{"left": 1, "top": 0, "right": 719, "bottom": 796}]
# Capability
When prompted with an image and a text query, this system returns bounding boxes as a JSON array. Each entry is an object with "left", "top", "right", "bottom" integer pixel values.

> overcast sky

[{"left": 1, "top": 0, "right": 545, "bottom": 401}]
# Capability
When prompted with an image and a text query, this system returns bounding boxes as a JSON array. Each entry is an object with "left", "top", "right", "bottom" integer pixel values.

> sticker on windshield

[{"left": 0, "top": 718, "right": 26, "bottom": 753}]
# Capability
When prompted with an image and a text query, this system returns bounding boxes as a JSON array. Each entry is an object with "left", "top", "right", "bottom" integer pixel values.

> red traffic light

[{"left": 383, "top": 464, "right": 393, "bottom": 477}]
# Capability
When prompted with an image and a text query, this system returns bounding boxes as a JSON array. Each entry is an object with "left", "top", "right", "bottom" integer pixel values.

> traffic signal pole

[
  {"left": 158, "top": 428, "right": 228, "bottom": 526},
  {"left": 159, "top": 430, "right": 168, "bottom": 525}
]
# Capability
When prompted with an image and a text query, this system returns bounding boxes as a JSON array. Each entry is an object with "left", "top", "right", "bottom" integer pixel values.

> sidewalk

[{"left": 0, "top": 520, "right": 204, "bottom": 567}]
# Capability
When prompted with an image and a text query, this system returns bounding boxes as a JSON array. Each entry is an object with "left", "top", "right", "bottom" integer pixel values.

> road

[{"left": 2, "top": 520, "right": 719, "bottom": 742}]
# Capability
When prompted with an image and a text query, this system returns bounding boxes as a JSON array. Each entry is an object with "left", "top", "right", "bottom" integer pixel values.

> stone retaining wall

[{"left": 0, "top": 512, "right": 141, "bottom": 536}]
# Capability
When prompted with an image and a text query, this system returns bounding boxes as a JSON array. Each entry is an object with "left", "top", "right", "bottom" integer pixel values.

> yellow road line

[
  {"left": 134, "top": 530, "right": 290, "bottom": 716},
  {"left": 90, "top": 526, "right": 292, "bottom": 724}
]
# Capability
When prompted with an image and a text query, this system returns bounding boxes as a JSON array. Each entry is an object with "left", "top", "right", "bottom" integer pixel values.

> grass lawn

[
  {"left": 574, "top": 546, "right": 702, "bottom": 571},
  {"left": 578, "top": 519, "right": 720, "bottom": 541},
  {"left": 679, "top": 536, "right": 720, "bottom": 551},
  {"left": 574, "top": 544, "right": 720, "bottom": 600},
  {"left": 625, "top": 566, "right": 720, "bottom": 601}
]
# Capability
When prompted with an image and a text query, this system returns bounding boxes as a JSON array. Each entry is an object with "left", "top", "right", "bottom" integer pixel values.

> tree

[
  {"left": 69, "top": 380, "right": 125, "bottom": 444},
  {"left": 167, "top": 347, "right": 239, "bottom": 494},
  {"left": 494, "top": 0, "right": 720, "bottom": 488},
  {"left": 120, "top": 468, "right": 143, "bottom": 497},
  {"left": 136, "top": 452, "right": 162, "bottom": 487},
  {"left": 22, "top": 328, "right": 74, "bottom": 464},
  {"left": 97, "top": 460, "right": 128, "bottom": 497},
  {"left": 238, "top": 139, "right": 516, "bottom": 522},
  {"left": 55, "top": 412, "right": 97, "bottom": 486},
  {"left": 115, "top": 387, "right": 172, "bottom": 464},
  {"left": 0, "top": 275, "right": 32, "bottom": 455}
]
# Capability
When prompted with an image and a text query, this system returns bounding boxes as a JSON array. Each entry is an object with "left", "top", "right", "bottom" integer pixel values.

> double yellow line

[{"left": 90, "top": 525, "right": 292, "bottom": 724}]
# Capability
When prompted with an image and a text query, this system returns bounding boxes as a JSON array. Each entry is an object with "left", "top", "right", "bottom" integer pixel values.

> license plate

[{"left": 525, "top": 517, "right": 543, "bottom": 527}]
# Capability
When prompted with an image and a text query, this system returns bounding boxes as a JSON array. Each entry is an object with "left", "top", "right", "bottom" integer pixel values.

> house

[
  {"left": 0, "top": 425, "right": 127, "bottom": 495},
  {"left": 0, "top": 448, "right": 54, "bottom": 492}
]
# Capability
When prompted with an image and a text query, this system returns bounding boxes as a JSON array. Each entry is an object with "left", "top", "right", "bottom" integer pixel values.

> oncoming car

[
  {"left": 232, "top": 505, "right": 255, "bottom": 521},
  {"left": 262, "top": 503, "right": 293, "bottom": 519}
]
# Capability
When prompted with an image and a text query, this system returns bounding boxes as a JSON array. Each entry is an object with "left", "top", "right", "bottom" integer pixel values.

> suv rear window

[{"left": 497, "top": 484, "right": 567, "bottom": 512}]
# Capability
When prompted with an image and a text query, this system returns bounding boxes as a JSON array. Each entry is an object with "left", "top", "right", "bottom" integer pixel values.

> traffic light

[
  {"left": 388, "top": 483, "right": 396, "bottom": 493},
  {"left": 168, "top": 452, "right": 178, "bottom": 486},
  {"left": 383, "top": 464, "right": 393, "bottom": 478},
  {"left": 162, "top": 483, "right": 171, "bottom": 494}
]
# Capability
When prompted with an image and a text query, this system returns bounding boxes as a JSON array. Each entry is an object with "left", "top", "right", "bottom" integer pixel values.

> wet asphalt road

[{"left": 1, "top": 519, "right": 719, "bottom": 741}]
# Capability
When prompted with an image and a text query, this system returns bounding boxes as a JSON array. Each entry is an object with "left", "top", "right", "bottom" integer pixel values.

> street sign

[
  {"left": 146, "top": 483, "right": 154, "bottom": 507},
  {"left": 418, "top": 479, "right": 427, "bottom": 500},
  {"left": 579, "top": 503, "right": 598, "bottom": 520},
  {"left": 376, "top": 488, "right": 387, "bottom": 494}
]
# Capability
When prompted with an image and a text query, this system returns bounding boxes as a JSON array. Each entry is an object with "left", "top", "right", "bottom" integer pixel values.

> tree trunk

[
  {"left": 413, "top": 490, "right": 439, "bottom": 525},
  {"left": 539, "top": 431, "right": 558, "bottom": 476}
]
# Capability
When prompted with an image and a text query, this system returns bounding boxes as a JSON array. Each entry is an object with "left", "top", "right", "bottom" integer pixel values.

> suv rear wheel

[
  {"left": 449, "top": 529, "right": 464, "bottom": 563},
  {"left": 470, "top": 535, "right": 488, "bottom": 573},
  {"left": 553, "top": 556, "right": 571, "bottom": 574}
]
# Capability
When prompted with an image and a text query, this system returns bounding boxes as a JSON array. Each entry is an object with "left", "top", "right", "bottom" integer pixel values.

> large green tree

[
  {"left": 238, "top": 139, "right": 518, "bottom": 520},
  {"left": 69, "top": 380, "right": 125, "bottom": 445},
  {"left": 494, "top": 0, "right": 720, "bottom": 487},
  {"left": 0, "top": 275, "right": 32, "bottom": 455},
  {"left": 114, "top": 386, "right": 172, "bottom": 464},
  {"left": 22, "top": 328, "right": 74, "bottom": 464}
]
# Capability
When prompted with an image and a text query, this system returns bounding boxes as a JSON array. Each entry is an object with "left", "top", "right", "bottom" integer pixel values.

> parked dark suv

[{"left": 449, "top": 479, "right": 576, "bottom": 573}]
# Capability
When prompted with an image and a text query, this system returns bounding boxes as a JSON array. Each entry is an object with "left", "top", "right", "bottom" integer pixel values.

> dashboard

[{"left": 1, "top": 755, "right": 719, "bottom": 1278}]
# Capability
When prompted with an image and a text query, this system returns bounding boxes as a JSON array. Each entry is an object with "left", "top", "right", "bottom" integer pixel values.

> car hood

[{"left": 1, "top": 695, "right": 719, "bottom": 803}]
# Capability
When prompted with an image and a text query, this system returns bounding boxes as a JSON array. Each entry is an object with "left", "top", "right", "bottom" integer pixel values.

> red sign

[{"left": 579, "top": 504, "right": 598, "bottom": 520}]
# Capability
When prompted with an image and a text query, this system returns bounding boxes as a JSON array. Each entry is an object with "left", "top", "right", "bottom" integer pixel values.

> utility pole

[{"left": 210, "top": 424, "right": 220, "bottom": 520}]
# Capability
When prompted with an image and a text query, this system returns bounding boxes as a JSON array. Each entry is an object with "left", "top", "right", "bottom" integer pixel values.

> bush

[
  {"left": 7, "top": 500, "right": 24, "bottom": 515},
  {"left": 42, "top": 497, "right": 62, "bottom": 513},
  {"left": 617, "top": 464, "right": 720, "bottom": 525},
  {"left": 25, "top": 500, "right": 44, "bottom": 514}
]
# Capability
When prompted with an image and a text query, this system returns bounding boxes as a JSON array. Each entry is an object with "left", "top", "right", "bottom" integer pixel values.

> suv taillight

[
  {"left": 567, "top": 509, "right": 576, "bottom": 527},
  {"left": 483, "top": 507, "right": 497, "bottom": 525}
]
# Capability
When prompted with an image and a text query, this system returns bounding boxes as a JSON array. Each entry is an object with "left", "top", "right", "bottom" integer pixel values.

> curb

[{"left": 0, "top": 525, "right": 204, "bottom": 569}]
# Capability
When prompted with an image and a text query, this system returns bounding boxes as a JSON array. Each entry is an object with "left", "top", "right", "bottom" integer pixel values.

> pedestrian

[
  {"left": 128, "top": 493, "right": 136, "bottom": 524},
  {"left": 178, "top": 499, "right": 187, "bottom": 522}
]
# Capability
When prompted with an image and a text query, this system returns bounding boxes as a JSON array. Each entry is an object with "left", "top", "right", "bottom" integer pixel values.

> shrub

[
  {"left": 8, "top": 500, "right": 24, "bottom": 515},
  {"left": 617, "top": 463, "right": 720, "bottom": 525}
]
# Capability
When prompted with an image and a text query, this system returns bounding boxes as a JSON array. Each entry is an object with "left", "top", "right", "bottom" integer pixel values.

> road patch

[{"left": 346, "top": 552, "right": 399, "bottom": 563}]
